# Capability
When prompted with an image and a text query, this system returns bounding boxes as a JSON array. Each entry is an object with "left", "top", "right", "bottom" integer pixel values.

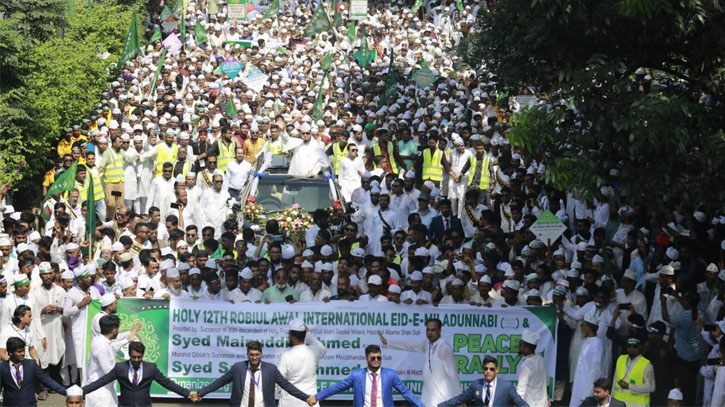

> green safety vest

[
  {"left": 422, "top": 149, "right": 443, "bottom": 181},
  {"left": 613, "top": 355, "right": 651, "bottom": 407},
  {"left": 467, "top": 154, "right": 492, "bottom": 189}
]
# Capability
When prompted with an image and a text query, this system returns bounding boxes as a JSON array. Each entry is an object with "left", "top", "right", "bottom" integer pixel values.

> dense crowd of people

[{"left": 0, "top": 0, "right": 724, "bottom": 405}]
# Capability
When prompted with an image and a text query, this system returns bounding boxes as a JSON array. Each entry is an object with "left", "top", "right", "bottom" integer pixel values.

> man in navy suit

[
  {"left": 0, "top": 337, "right": 67, "bottom": 406},
  {"left": 438, "top": 356, "right": 529, "bottom": 407},
  {"left": 197, "top": 340, "right": 315, "bottom": 406},
  {"left": 428, "top": 199, "right": 464, "bottom": 244},
  {"left": 316, "top": 344, "right": 424, "bottom": 407}
]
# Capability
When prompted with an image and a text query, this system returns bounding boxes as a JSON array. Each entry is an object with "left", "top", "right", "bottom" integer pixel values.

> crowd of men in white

[{"left": 0, "top": 0, "right": 724, "bottom": 405}]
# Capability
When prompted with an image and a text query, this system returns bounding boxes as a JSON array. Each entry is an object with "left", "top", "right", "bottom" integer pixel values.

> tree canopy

[{"left": 464, "top": 0, "right": 725, "bottom": 211}]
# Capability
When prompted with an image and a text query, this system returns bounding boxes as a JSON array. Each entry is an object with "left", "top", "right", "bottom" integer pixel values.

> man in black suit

[
  {"left": 197, "top": 340, "right": 316, "bottom": 406},
  {"left": 578, "top": 378, "right": 626, "bottom": 407},
  {"left": 428, "top": 198, "right": 464, "bottom": 244},
  {"left": 83, "top": 341, "right": 198, "bottom": 406},
  {"left": 0, "top": 337, "right": 67, "bottom": 406}
]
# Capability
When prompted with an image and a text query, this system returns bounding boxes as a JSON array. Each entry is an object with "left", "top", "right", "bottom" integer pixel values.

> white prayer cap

[
  {"left": 351, "top": 248, "right": 365, "bottom": 258},
  {"left": 361, "top": 170, "right": 371, "bottom": 178},
  {"left": 474, "top": 264, "right": 486, "bottom": 274},
  {"left": 576, "top": 241, "right": 588, "bottom": 251},
  {"left": 666, "top": 247, "right": 679, "bottom": 260},
  {"left": 479, "top": 275, "right": 492, "bottom": 284},
  {"left": 622, "top": 269, "right": 637, "bottom": 281},
  {"left": 502, "top": 280, "right": 520, "bottom": 291},
  {"left": 72, "top": 266, "right": 87, "bottom": 279},
  {"left": 719, "top": 269, "right": 725, "bottom": 283},
  {"left": 38, "top": 262, "right": 53, "bottom": 274},
  {"left": 367, "top": 275, "right": 382, "bottom": 285},
  {"left": 189, "top": 268, "right": 201, "bottom": 276},
  {"left": 591, "top": 254, "right": 604, "bottom": 264},
  {"left": 0, "top": 238, "right": 10, "bottom": 246},
  {"left": 706, "top": 263, "right": 718, "bottom": 273},
  {"left": 405, "top": 242, "right": 430, "bottom": 258},
  {"left": 404, "top": 170, "right": 415, "bottom": 179},
  {"left": 282, "top": 245, "right": 296, "bottom": 259},
  {"left": 66, "top": 242, "right": 79, "bottom": 251},
  {"left": 498, "top": 262, "right": 513, "bottom": 276},
  {"left": 175, "top": 174, "right": 185, "bottom": 183},
  {"left": 410, "top": 271, "right": 423, "bottom": 281},
  {"left": 28, "top": 231, "right": 41, "bottom": 242},
  {"left": 667, "top": 389, "right": 683, "bottom": 401},
  {"left": 370, "top": 186, "right": 381, "bottom": 194},
  {"left": 67, "top": 385, "right": 84, "bottom": 397},
  {"left": 320, "top": 245, "right": 334, "bottom": 256},
  {"left": 240, "top": 268, "right": 253, "bottom": 279},
  {"left": 422, "top": 267, "right": 435, "bottom": 275},
  {"left": 451, "top": 278, "right": 464, "bottom": 287},
  {"left": 300, "top": 122, "right": 312, "bottom": 132},
  {"left": 160, "top": 247, "right": 173, "bottom": 257},
  {"left": 302, "top": 249, "right": 314, "bottom": 257},
  {"left": 301, "top": 260, "right": 314, "bottom": 269},
  {"left": 176, "top": 240, "right": 188, "bottom": 249},
  {"left": 521, "top": 329, "right": 540, "bottom": 346},
  {"left": 320, "top": 262, "right": 334, "bottom": 271},
  {"left": 250, "top": 121, "right": 260, "bottom": 131},
  {"left": 160, "top": 259, "right": 174, "bottom": 270},
  {"left": 571, "top": 260, "right": 583, "bottom": 269},
  {"left": 660, "top": 265, "right": 675, "bottom": 276},
  {"left": 575, "top": 287, "right": 589, "bottom": 296},
  {"left": 100, "top": 293, "right": 117, "bottom": 307},
  {"left": 423, "top": 180, "right": 435, "bottom": 190},
  {"left": 166, "top": 268, "right": 180, "bottom": 278},
  {"left": 119, "top": 276, "right": 135, "bottom": 289},
  {"left": 452, "top": 136, "right": 464, "bottom": 146},
  {"left": 388, "top": 284, "right": 401, "bottom": 294},
  {"left": 61, "top": 270, "right": 75, "bottom": 280},
  {"left": 112, "top": 241, "right": 124, "bottom": 251},
  {"left": 567, "top": 269, "right": 580, "bottom": 278},
  {"left": 289, "top": 318, "right": 306, "bottom": 332},
  {"left": 584, "top": 312, "right": 600, "bottom": 325}
]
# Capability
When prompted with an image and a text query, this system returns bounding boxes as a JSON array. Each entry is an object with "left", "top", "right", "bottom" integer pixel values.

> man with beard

[
  {"left": 30, "top": 263, "right": 65, "bottom": 394},
  {"left": 285, "top": 123, "right": 330, "bottom": 177},
  {"left": 154, "top": 268, "right": 189, "bottom": 298},
  {"left": 62, "top": 266, "right": 101, "bottom": 385},
  {"left": 262, "top": 268, "right": 298, "bottom": 303},
  {"left": 578, "top": 378, "right": 626, "bottom": 407},
  {"left": 90, "top": 293, "right": 142, "bottom": 347},
  {"left": 516, "top": 330, "right": 549, "bottom": 407}
]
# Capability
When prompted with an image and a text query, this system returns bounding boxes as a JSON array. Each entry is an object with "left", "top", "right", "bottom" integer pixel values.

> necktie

[
  {"left": 445, "top": 218, "right": 450, "bottom": 231},
  {"left": 371, "top": 372, "right": 378, "bottom": 407},
  {"left": 133, "top": 368, "right": 139, "bottom": 387},
  {"left": 484, "top": 383, "right": 491, "bottom": 406},
  {"left": 248, "top": 367, "right": 258, "bottom": 407},
  {"left": 13, "top": 363, "right": 22, "bottom": 386}
]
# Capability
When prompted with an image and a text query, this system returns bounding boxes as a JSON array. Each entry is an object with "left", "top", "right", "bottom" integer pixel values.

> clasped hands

[
  {"left": 306, "top": 395, "right": 318, "bottom": 405},
  {"left": 188, "top": 391, "right": 202, "bottom": 402}
]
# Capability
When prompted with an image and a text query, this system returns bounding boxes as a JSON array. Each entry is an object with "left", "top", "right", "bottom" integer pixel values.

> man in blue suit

[
  {"left": 316, "top": 344, "right": 424, "bottom": 407},
  {"left": 438, "top": 356, "right": 529, "bottom": 407},
  {"left": 0, "top": 337, "right": 67, "bottom": 407},
  {"left": 428, "top": 199, "right": 464, "bottom": 245}
]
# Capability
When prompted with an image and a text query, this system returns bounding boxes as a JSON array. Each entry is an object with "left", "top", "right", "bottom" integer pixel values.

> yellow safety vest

[
  {"left": 217, "top": 139, "right": 238, "bottom": 172},
  {"left": 76, "top": 173, "right": 104, "bottom": 202},
  {"left": 267, "top": 139, "right": 284, "bottom": 154},
  {"left": 613, "top": 355, "right": 651, "bottom": 407},
  {"left": 103, "top": 148, "right": 124, "bottom": 183},
  {"left": 173, "top": 160, "right": 193, "bottom": 178},
  {"left": 373, "top": 141, "right": 398, "bottom": 173},
  {"left": 422, "top": 149, "right": 443, "bottom": 181},
  {"left": 467, "top": 154, "right": 492, "bottom": 189},
  {"left": 332, "top": 143, "right": 348, "bottom": 176},
  {"left": 155, "top": 144, "right": 178, "bottom": 177}
]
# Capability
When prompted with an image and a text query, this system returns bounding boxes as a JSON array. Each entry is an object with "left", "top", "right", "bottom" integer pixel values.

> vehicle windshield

[{"left": 255, "top": 180, "right": 335, "bottom": 212}]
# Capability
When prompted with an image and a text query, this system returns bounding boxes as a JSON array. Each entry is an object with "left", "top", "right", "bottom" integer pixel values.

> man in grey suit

[
  {"left": 197, "top": 340, "right": 316, "bottom": 406},
  {"left": 578, "top": 378, "right": 627, "bottom": 407},
  {"left": 438, "top": 356, "right": 529, "bottom": 407}
]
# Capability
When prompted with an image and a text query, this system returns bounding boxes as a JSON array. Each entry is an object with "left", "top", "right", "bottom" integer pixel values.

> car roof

[{"left": 255, "top": 174, "right": 331, "bottom": 184}]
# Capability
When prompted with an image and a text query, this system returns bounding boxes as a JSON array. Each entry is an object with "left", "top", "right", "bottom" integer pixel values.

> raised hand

[{"left": 377, "top": 331, "right": 387, "bottom": 345}]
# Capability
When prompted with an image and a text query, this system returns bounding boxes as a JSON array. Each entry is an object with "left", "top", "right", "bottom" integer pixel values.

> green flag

[
  {"left": 150, "top": 26, "right": 162, "bottom": 43},
  {"left": 261, "top": 0, "right": 279, "bottom": 20},
  {"left": 119, "top": 13, "right": 142, "bottom": 69},
  {"left": 173, "top": 0, "right": 184, "bottom": 15},
  {"left": 455, "top": 0, "right": 463, "bottom": 13},
  {"left": 180, "top": 8, "right": 186, "bottom": 50},
  {"left": 333, "top": 0, "right": 343, "bottom": 26},
  {"left": 44, "top": 161, "right": 78, "bottom": 202},
  {"left": 320, "top": 51, "right": 332, "bottom": 72},
  {"left": 411, "top": 0, "right": 423, "bottom": 13},
  {"left": 194, "top": 22, "right": 208, "bottom": 43},
  {"left": 354, "top": 29, "right": 372, "bottom": 69},
  {"left": 303, "top": 3, "right": 333, "bottom": 37},
  {"left": 380, "top": 53, "right": 398, "bottom": 106},
  {"left": 85, "top": 175, "right": 96, "bottom": 246},
  {"left": 313, "top": 74, "right": 328, "bottom": 121},
  {"left": 150, "top": 48, "right": 167, "bottom": 95},
  {"left": 225, "top": 97, "right": 237, "bottom": 119},
  {"left": 346, "top": 21, "right": 356, "bottom": 43}
]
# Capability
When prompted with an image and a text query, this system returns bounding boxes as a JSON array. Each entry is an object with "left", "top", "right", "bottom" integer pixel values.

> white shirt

[
  {"left": 570, "top": 336, "right": 604, "bottom": 407},
  {"left": 712, "top": 364, "right": 725, "bottom": 407},
  {"left": 85, "top": 335, "right": 117, "bottom": 402},
  {"left": 278, "top": 334, "right": 327, "bottom": 406},
  {"left": 0, "top": 323, "right": 34, "bottom": 351},
  {"left": 400, "top": 289, "right": 432, "bottom": 304},
  {"left": 482, "top": 377, "right": 497, "bottom": 406},
  {"left": 136, "top": 272, "right": 162, "bottom": 297},
  {"left": 228, "top": 287, "right": 263, "bottom": 303},
  {"left": 10, "top": 360, "right": 23, "bottom": 387},
  {"left": 241, "top": 364, "right": 264, "bottom": 407},
  {"left": 358, "top": 294, "right": 388, "bottom": 302},
  {"left": 384, "top": 337, "right": 461, "bottom": 406},
  {"left": 299, "top": 288, "right": 332, "bottom": 302},
  {"left": 128, "top": 361, "right": 143, "bottom": 385},
  {"left": 226, "top": 159, "right": 253, "bottom": 190},
  {"left": 516, "top": 354, "right": 548, "bottom": 407},
  {"left": 364, "top": 368, "right": 383, "bottom": 407}
]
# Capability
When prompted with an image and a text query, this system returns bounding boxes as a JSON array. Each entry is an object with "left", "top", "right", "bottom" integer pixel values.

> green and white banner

[{"left": 86, "top": 299, "right": 557, "bottom": 399}]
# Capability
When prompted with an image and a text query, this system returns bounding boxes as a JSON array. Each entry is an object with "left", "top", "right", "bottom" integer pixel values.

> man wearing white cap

[
  {"left": 147, "top": 162, "right": 176, "bottom": 216},
  {"left": 285, "top": 123, "right": 331, "bottom": 177},
  {"left": 90, "top": 293, "right": 143, "bottom": 346},
  {"left": 446, "top": 135, "right": 473, "bottom": 218},
  {"left": 440, "top": 278, "right": 467, "bottom": 304},
  {"left": 400, "top": 271, "right": 432, "bottom": 305},
  {"left": 30, "top": 262, "right": 66, "bottom": 389},
  {"left": 66, "top": 384, "right": 84, "bottom": 406},
  {"left": 666, "top": 388, "right": 683, "bottom": 406},
  {"left": 516, "top": 330, "right": 549, "bottom": 407},
  {"left": 359, "top": 275, "right": 388, "bottom": 301},
  {"left": 646, "top": 264, "right": 683, "bottom": 328},
  {"left": 278, "top": 319, "right": 327, "bottom": 407},
  {"left": 228, "top": 268, "right": 263, "bottom": 303},
  {"left": 571, "top": 313, "right": 605, "bottom": 407},
  {"left": 62, "top": 266, "right": 101, "bottom": 385},
  {"left": 379, "top": 318, "right": 461, "bottom": 406},
  {"left": 154, "top": 268, "right": 189, "bottom": 298}
]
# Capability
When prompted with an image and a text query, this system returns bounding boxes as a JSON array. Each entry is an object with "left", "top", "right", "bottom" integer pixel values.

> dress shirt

[
  {"left": 226, "top": 159, "right": 253, "bottom": 190},
  {"left": 241, "top": 364, "right": 264, "bottom": 407},
  {"left": 128, "top": 362, "right": 143, "bottom": 385},
  {"left": 483, "top": 377, "right": 497, "bottom": 406},
  {"left": 364, "top": 368, "right": 383, "bottom": 407}
]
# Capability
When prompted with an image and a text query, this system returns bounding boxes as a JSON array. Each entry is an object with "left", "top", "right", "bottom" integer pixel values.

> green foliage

[
  {"left": 0, "top": 0, "right": 145, "bottom": 205},
  {"left": 471, "top": 0, "right": 725, "bottom": 210}
]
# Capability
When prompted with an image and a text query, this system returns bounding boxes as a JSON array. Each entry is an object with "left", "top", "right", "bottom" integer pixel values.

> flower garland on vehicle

[
  {"left": 274, "top": 204, "right": 314, "bottom": 245},
  {"left": 326, "top": 200, "right": 345, "bottom": 225},
  {"left": 243, "top": 196, "right": 265, "bottom": 224}
]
